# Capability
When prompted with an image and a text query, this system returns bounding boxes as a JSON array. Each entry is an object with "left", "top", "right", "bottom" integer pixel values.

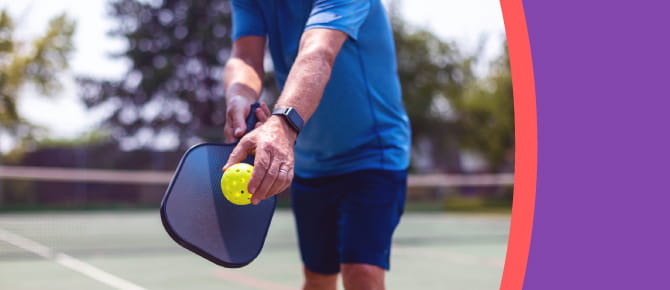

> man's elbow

[
  {"left": 297, "top": 28, "right": 348, "bottom": 68},
  {"left": 298, "top": 45, "right": 339, "bottom": 69}
]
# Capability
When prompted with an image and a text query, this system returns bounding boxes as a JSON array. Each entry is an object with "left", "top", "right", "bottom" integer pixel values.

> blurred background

[
  {"left": 0, "top": 0, "right": 512, "bottom": 289},
  {"left": 0, "top": 0, "right": 512, "bottom": 211}
]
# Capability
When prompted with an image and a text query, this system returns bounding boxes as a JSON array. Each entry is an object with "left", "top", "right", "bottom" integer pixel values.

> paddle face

[
  {"left": 160, "top": 102, "right": 276, "bottom": 268},
  {"left": 160, "top": 143, "right": 276, "bottom": 268}
]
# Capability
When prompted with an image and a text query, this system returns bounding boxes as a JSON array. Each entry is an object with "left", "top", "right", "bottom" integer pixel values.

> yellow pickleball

[{"left": 220, "top": 163, "right": 254, "bottom": 205}]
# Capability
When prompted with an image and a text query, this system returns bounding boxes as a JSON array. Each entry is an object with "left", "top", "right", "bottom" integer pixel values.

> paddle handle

[{"left": 244, "top": 102, "right": 261, "bottom": 135}]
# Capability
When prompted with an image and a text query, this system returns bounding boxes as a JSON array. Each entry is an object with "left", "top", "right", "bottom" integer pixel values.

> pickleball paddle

[{"left": 160, "top": 102, "right": 276, "bottom": 268}]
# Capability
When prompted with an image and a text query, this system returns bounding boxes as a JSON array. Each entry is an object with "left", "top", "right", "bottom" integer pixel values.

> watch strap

[{"left": 272, "top": 107, "right": 304, "bottom": 133}]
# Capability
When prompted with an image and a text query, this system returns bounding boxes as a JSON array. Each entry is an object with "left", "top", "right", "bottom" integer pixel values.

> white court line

[{"left": 0, "top": 228, "right": 146, "bottom": 290}]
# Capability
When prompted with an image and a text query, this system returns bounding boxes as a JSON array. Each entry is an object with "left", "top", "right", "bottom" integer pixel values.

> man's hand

[
  {"left": 223, "top": 116, "right": 298, "bottom": 205},
  {"left": 223, "top": 96, "right": 271, "bottom": 143}
]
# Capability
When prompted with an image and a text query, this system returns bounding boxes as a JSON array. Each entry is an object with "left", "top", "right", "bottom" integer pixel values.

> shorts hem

[
  {"left": 340, "top": 258, "right": 390, "bottom": 271},
  {"left": 303, "top": 263, "right": 341, "bottom": 275}
]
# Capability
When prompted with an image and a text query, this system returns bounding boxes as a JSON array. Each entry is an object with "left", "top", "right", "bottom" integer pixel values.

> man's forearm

[
  {"left": 223, "top": 36, "right": 266, "bottom": 105},
  {"left": 274, "top": 50, "right": 332, "bottom": 123},
  {"left": 274, "top": 29, "right": 348, "bottom": 124},
  {"left": 223, "top": 57, "right": 264, "bottom": 104}
]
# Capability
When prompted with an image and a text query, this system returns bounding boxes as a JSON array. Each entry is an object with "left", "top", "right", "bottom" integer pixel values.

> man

[{"left": 222, "top": 1, "right": 410, "bottom": 289}]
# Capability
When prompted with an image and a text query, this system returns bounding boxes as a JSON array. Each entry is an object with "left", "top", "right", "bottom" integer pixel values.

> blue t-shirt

[{"left": 231, "top": 0, "right": 411, "bottom": 177}]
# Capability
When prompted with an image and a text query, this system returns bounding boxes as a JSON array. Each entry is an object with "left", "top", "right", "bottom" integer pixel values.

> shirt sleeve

[
  {"left": 231, "top": 0, "right": 267, "bottom": 41},
  {"left": 305, "top": 0, "right": 372, "bottom": 40}
]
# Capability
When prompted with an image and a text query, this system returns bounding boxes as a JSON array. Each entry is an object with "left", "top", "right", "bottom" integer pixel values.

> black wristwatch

[{"left": 272, "top": 107, "right": 304, "bottom": 134}]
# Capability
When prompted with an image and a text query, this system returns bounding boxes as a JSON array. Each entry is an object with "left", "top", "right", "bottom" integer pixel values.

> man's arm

[
  {"left": 223, "top": 36, "right": 271, "bottom": 142},
  {"left": 224, "top": 28, "right": 348, "bottom": 204},
  {"left": 274, "top": 28, "right": 348, "bottom": 122}
]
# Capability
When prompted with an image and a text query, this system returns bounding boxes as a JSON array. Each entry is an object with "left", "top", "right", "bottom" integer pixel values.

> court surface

[{"left": 0, "top": 210, "right": 509, "bottom": 290}]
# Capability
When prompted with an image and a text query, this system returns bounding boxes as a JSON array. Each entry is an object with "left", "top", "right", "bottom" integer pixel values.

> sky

[{"left": 0, "top": 0, "right": 505, "bottom": 147}]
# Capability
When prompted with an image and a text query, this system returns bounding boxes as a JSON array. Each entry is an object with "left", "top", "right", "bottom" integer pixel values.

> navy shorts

[{"left": 290, "top": 169, "right": 407, "bottom": 274}]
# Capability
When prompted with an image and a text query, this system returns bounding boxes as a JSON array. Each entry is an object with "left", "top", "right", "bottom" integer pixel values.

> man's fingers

[
  {"left": 260, "top": 102, "right": 271, "bottom": 117},
  {"left": 253, "top": 108, "right": 267, "bottom": 129},
  {"left": 224, "top": 109, "right": 239, "bottom": 142},
  {"left": 255, "top": 108, "right": 265, "bottom": 121},
  {"left": 268, "top": 163, "right": 292, "bottom": 197},
  {"left": 223, "top": 124, "right": 236, "bottom": 143},
  {"left": 256, "top": 105, "right": 269, "bottom": 122},
  {"left": 230, "top": 109, "right": 248, "bottom": 137},
  {"left": 223, "top": 138, "right": 252, "bottom": 171},
  {"left": 247, "top": 148, "right": 270, "bottom": 204},
  {"left": 252, "top": 103, "right": 271, "bottom": 129},
  {"left": 252, "top": 156, "right": 280, "bottom": 205}
]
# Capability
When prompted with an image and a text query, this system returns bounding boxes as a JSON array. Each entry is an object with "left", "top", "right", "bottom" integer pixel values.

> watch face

[{"left": 273, "top": 107, "right": 304, "bottom": 133}]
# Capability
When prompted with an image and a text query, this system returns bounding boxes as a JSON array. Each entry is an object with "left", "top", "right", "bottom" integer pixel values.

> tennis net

[{"left": 0, "top": 165, "right": 514, "bottom": 209}]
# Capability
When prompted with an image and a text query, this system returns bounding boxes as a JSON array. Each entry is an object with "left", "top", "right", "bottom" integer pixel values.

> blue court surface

[{"left": 0, "top": 210, "right": 509, "bottom": 290}]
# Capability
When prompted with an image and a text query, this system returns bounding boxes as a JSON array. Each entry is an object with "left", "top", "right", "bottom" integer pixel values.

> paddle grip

[{"left": 244, "top": 102, "right": 261, "bottom": 135}]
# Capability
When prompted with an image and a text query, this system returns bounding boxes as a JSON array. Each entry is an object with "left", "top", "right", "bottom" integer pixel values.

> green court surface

[{"left": 0, "top": 210, "right": 510, "bottom": 290}]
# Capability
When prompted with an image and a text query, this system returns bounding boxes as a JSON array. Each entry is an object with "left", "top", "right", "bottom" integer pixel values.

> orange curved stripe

[{"left": 498, "top": 0, "right": 538, "bottom": 289}]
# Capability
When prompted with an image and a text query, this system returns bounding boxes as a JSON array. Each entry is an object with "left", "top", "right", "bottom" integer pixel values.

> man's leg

[
  {"left": 303, "top": 267, "right": 338, "bottom": 290},
  {"left": 341, "top": 263, "right": 385, "bottom": 290},
  {"left": 338, "top": 169, "right": 408, "bottom": 290},
  {"left": 291, "top": 174, "right": 342, "bottom": 290},
  {"left": 292, "top": 169, "right": 406, "bottom": 290}
]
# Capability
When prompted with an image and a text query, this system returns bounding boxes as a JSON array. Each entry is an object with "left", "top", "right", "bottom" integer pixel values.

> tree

[
  {"left": 390, "top": 8, "right": 479, "bottom": 173},
  {"left": 455, "top": 44, "right": 514, "bottom": 172},
  {"left": 0, "top": 10, "right": 75, "bottom": 156},
  {"left": 389, "top": 3, "right": 513, "bottom": 173},
  {"left": 79, "top": 0, "right": 278, "bottom": 150}
]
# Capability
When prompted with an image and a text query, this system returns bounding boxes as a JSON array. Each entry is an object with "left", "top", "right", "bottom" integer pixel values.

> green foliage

[
  {"left": 456, "top": 45, "right": 514, "bottom": 171},
  {"left": 442, "top": 190, "right": 513, "bottom": 213},
  {"left": 391, "top": 8, "right": 513, "bottom": 172},
  {"left": 391, "top": 12, "right": 472, "bottom": 172},
  {"left": 79, "top": 0, "right": 250, "bottom": 148},
  {"left": 0, "top": 9, "right": 75, "bottom": 154},
  {"left": 36, "top": 130, "right": 112, "bottom": 148}
]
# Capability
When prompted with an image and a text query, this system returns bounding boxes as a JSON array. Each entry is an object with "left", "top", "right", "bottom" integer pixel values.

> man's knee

[
  {"left": 341, "top": 263, "right": 385, "bottom": 290},
  {"left": 303, "top": 266, "right": 337, "bottom": 290}
]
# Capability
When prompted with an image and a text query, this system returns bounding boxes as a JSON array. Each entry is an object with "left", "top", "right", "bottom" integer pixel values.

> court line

[
  {"left": 0, "top": 228, "right": 146, "bottom": 290},
  {"left": 214, "top": 269, "right": 299, "bottom": 290}
]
